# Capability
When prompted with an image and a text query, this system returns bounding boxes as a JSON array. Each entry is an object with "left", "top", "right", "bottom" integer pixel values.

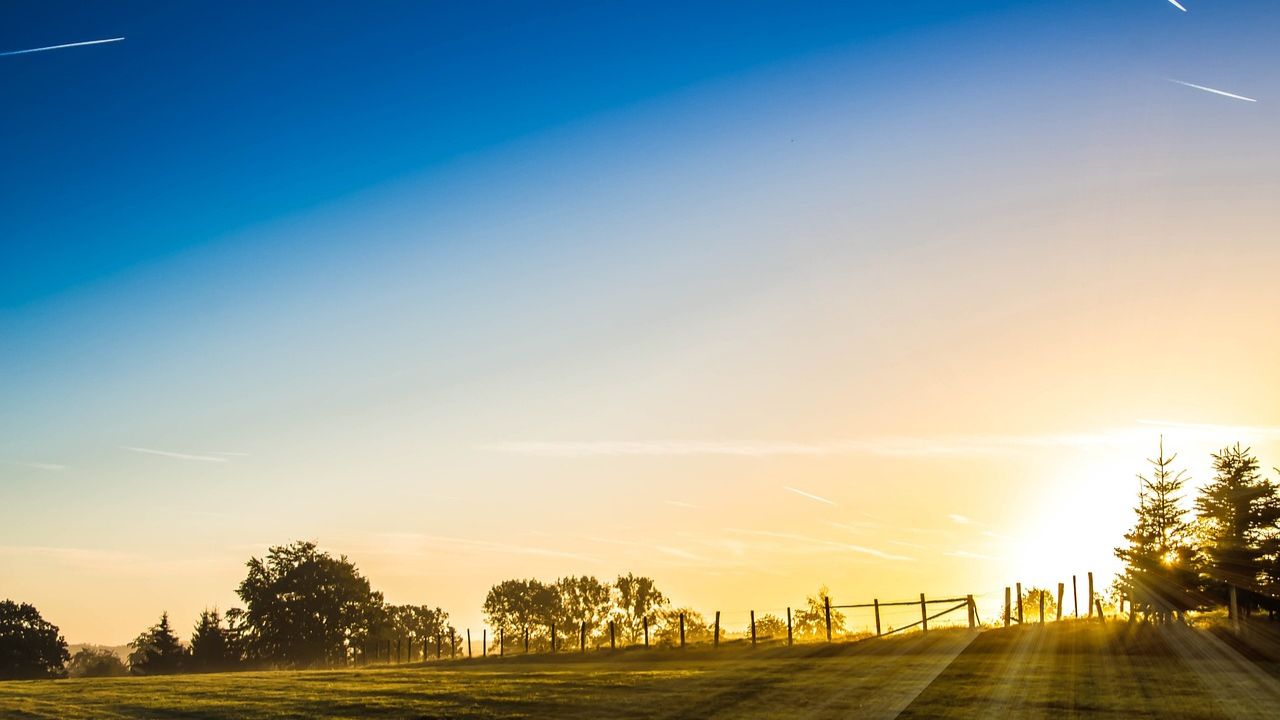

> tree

[
  {"left": 552, "top": 576, "right": 611, "bottom": 647},
  {"left": 0, "top": 600, "right": 69, "bottom": 679},
  {"left": 1196, "top": 444, "right": 1280, "bottom": 616},
  {"left": 188, "top": 609, "right": 238, "bottom": 672},
  {"left": 384, "top": 605, "right": 452, "bottom": 659},
  {"left": 1019, "top": 587, "right": 1057, "bottom": 622},
  {"left": 793, "top": 587, "right": 845, "bottom": 639},
  {"left": 610, "top": 574, "right": 667, "bottom": 644},
  {"left": 67, "top": 647, "right": 127, "bottom": 678},
  {"left": 652, "top": 607, "right": 718, "bottom": 646},
  {"left": 236, "top": 541, "right": 385, "bottom": 668},
  {"left": 1114, "top": 439, "right": 1198, "bottom": 621},
  {"left": 128, "top": 612, "right": 186, "bottom": 675},
  {"left": 752, "top": 613, "right": 788, "bottom": 640},
  {"left": 482, "top": 579, "right": 557, "bottom": 652}
]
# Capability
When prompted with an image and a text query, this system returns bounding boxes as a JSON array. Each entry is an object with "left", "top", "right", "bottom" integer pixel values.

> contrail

[
  {"left": 1167, "top": 0, "right": 1187, "bottom": 11},
  {"left": 0, "top": 37, "right": 124, "bottom": 57},
  {"left": 1170, "top": 79, "right": 1257, "bottom": 103},
  {"left": 783, "top": 486, "right": 836, "bottom": 505}
]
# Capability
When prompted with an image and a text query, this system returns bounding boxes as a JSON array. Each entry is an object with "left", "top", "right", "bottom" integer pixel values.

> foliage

[
  {"left": 67, "top": 646, "right": 127, "bottom": 678},
  {"left": 552, "top": 577, "right": 611, "bottom": 647},
  {"left": 188, "top": 609, "right": 240, "bottom": 673},
  {"left": 652, "top": 607, "right": 719, "bottom": 646},
  {"left": 1018, "top": 587, "right": 1058, "bottom": 622},
  {"left": 793, "top": 587, "right": 845, "bottom": 639},
  {"left": 236, "top": 541, "right": 385, "bottom": 668},
  {"left": 1195, "top": 444, "right": 1280, "bottom": 614},
  {"left": 129, "top": 612, "right": 186, "bottom": 675},
  {"left": 752, "top": 613, "right": 787, "bottom": 639},
  {"left": 610, "top": 574, "right": 667, "bottom": 644},
  {"left": 482, "top": 579, "right": 557, "bottom": 651},
  {"left": 1114, "top": 439, "right": 1198, "bottom": 618},
  {"left": 0, "top": 599, "right": 69, "bottom": 679}
]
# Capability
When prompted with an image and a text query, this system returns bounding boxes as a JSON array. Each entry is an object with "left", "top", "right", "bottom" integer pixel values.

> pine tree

[
  {"left": 1196, "top": 444, "right": 1280, "bottom": 616},
  {"left": 1114, "top": 438, "right": 1198, "bottom": 620},
  {"left": 189, "top": 609, "right": 236, "bottom": 672},
  {"left": 128, "top": 611, "right": 186, "bottom": 675}
]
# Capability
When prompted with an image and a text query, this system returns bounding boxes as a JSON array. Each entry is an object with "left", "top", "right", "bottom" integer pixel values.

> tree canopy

[
  {"left": 236, "top": 541, "right": 385, "bottom": 668},
  {"left": 128, "top": 611, "right": 186, "bottom": 675},
  {"left": 0, "top": 599, "right": 69, "bottom": 680}
]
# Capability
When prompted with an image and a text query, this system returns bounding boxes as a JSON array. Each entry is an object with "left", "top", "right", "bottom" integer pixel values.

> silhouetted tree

[
  {"left": 611, "top": 574, "right": 667, "bottom": 644},
  {"left": 483, "top": 579, "right": 557, "bottom": 651},
  {"left": 384, "top": 605, "right": 452, "bottom": 658},
  {"left": 0, "top": 599, "right": 69, "bottom": 679},
  {"left": 752, "top": 613, "right": 787, "bottom": 640},
  {"left": 1196, "top": 444, "right": 1280, "bottom": 616},
  {"left": 67, "top": 647, "right": 127, "bottom": 678},
  {"left": 189, "top": 609, "right": 238, "bottom": 672},
  {"left": 553, "top": 576, "right": 611, "bottom": 647},
  {"left": 794, "top": 587, "right": 845, "bottom": 639},
  {"left": 1115, "top": 439, "right": 1198, "bottom": 621},
  {"left": 236, "top": 541, "right": 385, "bottom": 668},
  {"left": 128, "top": 612, "right": 186, "bottom": 675},
  {"left": 652, "top": 607, "right": 717, "bottom": 646}
]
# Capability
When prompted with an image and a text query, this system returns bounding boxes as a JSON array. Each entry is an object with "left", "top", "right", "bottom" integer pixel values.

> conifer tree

[
  {"left": 1196, "top": 444, "right": 1280, "bottom": 616},
  {"left": 1114, "top": 438, "right": 1198, "bottom": 620},
  {"left": 128, "top": 611, "right": 186, "bottom": 675}
]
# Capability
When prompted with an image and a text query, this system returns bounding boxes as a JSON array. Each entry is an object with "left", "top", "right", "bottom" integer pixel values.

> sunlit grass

[{"left": 2, "top": 622, "right": 1278, "bottom": 719}]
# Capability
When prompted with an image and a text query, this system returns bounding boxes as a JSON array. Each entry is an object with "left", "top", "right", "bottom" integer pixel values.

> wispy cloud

[
  {"left": 1, "top": 459, "right": 66, "bottom": 471},
  {"left": 948, "top": 514, "right": 976, "bottom": 526},
  {"left": 1166, "top": 0, "right": 1187, "bottom": 11},
  {"left": 726, "top": 528, "right": 913, "bottom": 561},
  {"left": 1169, "top": 79, "right": 1257, "bottom": 103},
  {"left": 380, "top": 533, "right": 603, "bottom": 564},
  {"left": 119, "top": 446, "right": 232, "bottom": 463},
  {"left": 664, "top": 500, "right": 698, "bottom": 509},
  {"left": 784, "top": 486, "right": 835, "bottom": 505},
  {"left": 0, "top": 37, "right": 124, "bottom": 57},
  {"left": 481, "top": 431, "right": 1138, "bottom": 459}
]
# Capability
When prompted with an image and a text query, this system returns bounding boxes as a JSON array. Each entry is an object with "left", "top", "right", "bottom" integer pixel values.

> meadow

[{"left": 3, "top": 622, "right": 1279, "bottom": 719}]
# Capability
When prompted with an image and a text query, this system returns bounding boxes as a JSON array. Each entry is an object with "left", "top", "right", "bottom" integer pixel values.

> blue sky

[{"left": 4, "top": 1, "right": 1280, "bottom": 643}]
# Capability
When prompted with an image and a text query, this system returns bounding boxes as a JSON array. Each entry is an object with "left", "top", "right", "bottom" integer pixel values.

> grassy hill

[{"left": 4, "top": 622, "right": 1280, "bottom": 719}]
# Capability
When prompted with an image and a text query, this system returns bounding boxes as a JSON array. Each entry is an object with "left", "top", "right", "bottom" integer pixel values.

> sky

[{"left": 3, "top": 0, "right": 1280, "bottom": 644}]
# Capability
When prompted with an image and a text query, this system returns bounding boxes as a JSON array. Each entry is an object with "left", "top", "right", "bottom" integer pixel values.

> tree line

[
  {"left": 1115, "top": 440, "right": 1280, "bottom": 621},
  {"left": 1, "top": 540, "right": 454, "bottom": 679}
]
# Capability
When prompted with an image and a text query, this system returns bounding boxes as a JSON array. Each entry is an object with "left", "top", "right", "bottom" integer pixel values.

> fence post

[
  {"left": 1087, "top": 572, "right": 1094, "bottom": 618},
  {"left": 450, "top": 632, "right": 456, "bottom": 659},
  {"left": 824, "top": 596, "right": 832, "bottom": 642},
  {"left": 1230, "top": 585, "right": 1239, "bottom": 632},
  {"left": 714, "top": 611, "right": 720, "bottom": 649},
  {"left": 436, "top": 635, "right": 442, "bottom": 659},
  {"left": 875, "top": 599, "right": 882, "bottom": 636},
  {"left": 1004, "top": 587, "right": 1011, "bottom": 627},
  {"left": 397, "top": 638, "right": 402, "bottom": 663},
  {"left": 467, "top": 630, "right": 472, "bottom": 658},
  {"left": 1095, "top": 599, "right": 1105, "bottom": 623},
  {"left": 580, "top": 622, "right": 586, "bottom": 653},
  {"left": 483, "top": 629, "right": 487, "bottom": 657},
  {"left": 787, "top": 607, "right": 794, "bottom": 645},
  {"left": 750, "top": 610, "right": 757, "bottom": 647},
  {"left": 920, "top": 593, "right": 929, "bottom": 634},
  {"left": 1039, "top": 591, "right": 1045, "bottom": 624},
  {"left": 679, "top": 613, "right": 686, "bottom": 649},
  {"left": 1128, "top": 592, "right": 1135, "bottom": 623},
  {"left": 551, "top": 622, "right": 556, "bottom": 653},
  {"left": 1016, "top": 583, "right": 1023, "bottom": 624},
  {"left": 500, "top": 629, "right": 504, "bottom": 657},
  {"left": 408, "top": 638, "right": 414, "bottom": 662},
  {"left": 609, "top": 621, "right": 615, "bottom": 650},
  {"left": 643, "top": 616, "right": 649, "bottom": 648},
  {"left": 967, "top": 595, "right": 976, "bottom": 629},
  {"left": 1056, "top": 583, "right": 1065, "bottom": 621}
]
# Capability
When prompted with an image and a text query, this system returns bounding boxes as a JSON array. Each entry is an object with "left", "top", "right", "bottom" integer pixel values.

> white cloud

[
  {"left": 784, "top": 486, "right": 836, "bottom": 505},
  {"left": 120, "top": 446, "right": 231, "bottom": 462}
]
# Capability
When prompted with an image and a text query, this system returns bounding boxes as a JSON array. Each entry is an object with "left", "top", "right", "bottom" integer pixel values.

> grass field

[{"left": 4, "top": 622, "right": 1280, "bottom": 719}]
